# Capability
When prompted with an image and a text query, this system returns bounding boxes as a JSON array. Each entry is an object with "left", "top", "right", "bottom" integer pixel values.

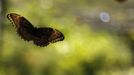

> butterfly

[{"left": 7, "top": 13, "right": 64, "bottom": 46}]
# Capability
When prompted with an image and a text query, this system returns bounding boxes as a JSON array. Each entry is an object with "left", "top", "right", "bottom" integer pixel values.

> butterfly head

[{"left": 49, "top": 29, "right": 64, "bottom": 43}]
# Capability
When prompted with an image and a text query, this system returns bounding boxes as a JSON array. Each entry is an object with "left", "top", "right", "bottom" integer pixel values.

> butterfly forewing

[{"left": 7, "top": 13, "right": 37, "bottom": 41}]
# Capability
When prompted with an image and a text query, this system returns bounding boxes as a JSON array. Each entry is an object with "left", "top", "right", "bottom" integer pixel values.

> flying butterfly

[{"left": 7, "top": 13, "right": 64, "bottom": 46}]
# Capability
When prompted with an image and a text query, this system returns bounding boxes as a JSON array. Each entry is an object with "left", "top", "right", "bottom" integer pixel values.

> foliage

[{"left": 0, "top": 0, "right": 134, "bottom": 75}]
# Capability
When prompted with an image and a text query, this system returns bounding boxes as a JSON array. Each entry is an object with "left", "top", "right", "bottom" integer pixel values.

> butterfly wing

[
  {"left": 33, "top": 28, "right": 64, "bottom": 46},
  {"left": 32, "top": 28, "right": 54, "bottom": 46},
  {"left": 7, "top": 13, "right": 36, "bottom": 41},
  {"left": 48, "top": 29, "right": 64, "bottom": 43}
]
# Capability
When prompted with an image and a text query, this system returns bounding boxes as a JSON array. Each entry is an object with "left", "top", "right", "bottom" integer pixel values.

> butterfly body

[{"left": 7, "top": 13, "right": 64, "bottom": 46}]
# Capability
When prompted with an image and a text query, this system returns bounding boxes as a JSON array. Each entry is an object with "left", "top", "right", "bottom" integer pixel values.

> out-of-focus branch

[{"left": 0, "top": 0, "right": 7, "bottom": 60}]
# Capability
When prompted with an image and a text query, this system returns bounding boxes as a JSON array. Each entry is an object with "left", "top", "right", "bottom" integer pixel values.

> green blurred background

[{"left": 0, "top": 0, "right": 134, "bottom": 75}]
